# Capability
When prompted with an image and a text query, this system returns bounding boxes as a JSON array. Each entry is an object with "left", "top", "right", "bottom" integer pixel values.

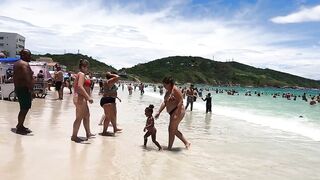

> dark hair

[
  {"left": 79, "top": 59, "right": 89, "bottom": 69},
  {"left": 162, "top": 76, "right": 174, "bottom": 85},
  {"left": 145, "top": 104, "right": 154, "bottom": 113},
  {"left": 19, "top": 49, "right": 31, "bottom": 56},
  {"left": 106, "top": 72, "right": 112, "bottom": 79},
  {"left": 106, "top": 71, "right": 118, "bottom": 79}
]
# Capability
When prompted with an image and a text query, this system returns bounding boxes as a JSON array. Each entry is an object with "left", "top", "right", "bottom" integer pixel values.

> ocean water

[{"left": 144, "top": 86, "right": 320, "bottom": 141}]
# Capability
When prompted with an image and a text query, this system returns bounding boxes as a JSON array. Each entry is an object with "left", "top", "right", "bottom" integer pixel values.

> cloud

[
  {"left": 0, "top": 16, "right": 37, "bottom": 27},
  {"left": 271, "top": 5, "right": 320, "bottom": 24},
  {"left": 0, "top": 0, "right": 319, "bottom": 79}
]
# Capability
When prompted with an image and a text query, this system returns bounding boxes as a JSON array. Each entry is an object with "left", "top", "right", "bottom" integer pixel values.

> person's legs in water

[
  {"left": 190, "top": 101, "right": 193, "bottom": 111},
  {"left": 144, "top": 131, "right": 152, "bottom": 147},
  {"left": 168, "top": 119, "right": 177, "bottom": 150},
  {"left": 175, "top": 130, "right": 190, "bottom": 149},
  {"left": 185, "top": 100, "right": 190, "bottom": 110},
  {"left": 83, "top": 103, "right": 95, "bottom": 139},
  {"left": 168, "top": 109, "right": 190, "bottom": 150},
  {"left": 71, "top": 102, "right": 85, "bottom": 142},
  {"left": 69, "top": 86, "right": 72, "bottom": 94},
  {"left": 55, "top": 81, "right": 61, "bottom": 99},
  {"left": 110, "top": 104, "right": 122, "bottom": 133},
  {"left": 98, "top": 114, "right": 105, "bottom": 125},
  {"left": 151, "top": 130, "right": 162, "bottom": 150},
  {"left": 59, "top": 84, "right": 64, "bottom": 100},
  {"left": 102, "top": 104, "right": 113, "bottom": 135}
]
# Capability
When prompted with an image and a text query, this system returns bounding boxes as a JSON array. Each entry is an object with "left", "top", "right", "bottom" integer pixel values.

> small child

[
  {"left": 143, "top": 104, "right": 162, "bottom": 150},
  {"left": 202, "top": 93, "right": 212, "bottom": 113}
]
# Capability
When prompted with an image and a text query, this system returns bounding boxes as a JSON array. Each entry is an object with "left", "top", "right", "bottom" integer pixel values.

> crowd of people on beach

[
  {"left": 11, "top": 50, "right": 191, "bottom": 151},
  {"left": 9, "top": 49, "right": 318, "bottom": 150}
]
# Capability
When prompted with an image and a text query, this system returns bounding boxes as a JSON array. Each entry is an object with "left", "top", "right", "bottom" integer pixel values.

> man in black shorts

[
  {"left": 54, "top": 65, "right": 64, "bottom": 100},
  {"left": 13, "top": 49, "right": 34, "bottom": 134}
]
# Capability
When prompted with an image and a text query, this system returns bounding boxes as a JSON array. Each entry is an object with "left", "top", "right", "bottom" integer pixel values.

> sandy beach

[{"left": 1, "top": 86, "right": 320, "bottom": 180}]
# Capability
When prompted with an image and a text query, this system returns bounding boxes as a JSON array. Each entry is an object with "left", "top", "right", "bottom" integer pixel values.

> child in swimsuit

[{"left": 143, "top": 104, "right": 162, "bottom": 150}]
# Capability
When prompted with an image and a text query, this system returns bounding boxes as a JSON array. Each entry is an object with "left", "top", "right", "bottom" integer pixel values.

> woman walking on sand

[
  {"left": 71, "top": 59, "right": 95, "bottom": 143},
  {"left": 155, "top": 77, "right": 190, "bottom": 150},
  {"left": 100, "top": 72, "right": 122, "bottom": 136}
]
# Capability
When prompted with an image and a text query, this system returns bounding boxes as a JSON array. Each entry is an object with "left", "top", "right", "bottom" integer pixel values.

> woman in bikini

[
  {"left": 100, "top": 72, "right": 122, "bottom": 136},
  {"left": 71, "top": 59, "right": 95, "bottom": 143},
  {"left": 155, "top": 76, "right": 190, "bottom": 150}
]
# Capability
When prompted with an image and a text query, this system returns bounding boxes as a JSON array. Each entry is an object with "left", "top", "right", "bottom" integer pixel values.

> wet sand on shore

[{"left": 1, "top": 87, "right": 320, "bottom": 180}]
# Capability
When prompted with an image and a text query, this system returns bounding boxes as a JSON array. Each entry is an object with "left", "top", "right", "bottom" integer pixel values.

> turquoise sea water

[{"left": 145, "top": 86, "right": 320, "bottom": 141}]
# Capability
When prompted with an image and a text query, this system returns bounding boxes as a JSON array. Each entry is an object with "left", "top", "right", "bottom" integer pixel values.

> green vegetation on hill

[
  {"left": 121, "top": 56, "right": 320, "bottom": 88},
  {"left": 33, "top": 53, "right": 116, "bottom": 73}
]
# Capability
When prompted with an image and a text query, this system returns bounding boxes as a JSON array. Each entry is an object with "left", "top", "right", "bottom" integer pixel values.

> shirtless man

[
  {"left": 13, "top": 49, "right": 34, "bottom": 135},
  {"left": 185, "top": 84, "right": 195, "bottom": 111},
  {"left": 54, "top": 66, "right": 64, "bottom": 100}
]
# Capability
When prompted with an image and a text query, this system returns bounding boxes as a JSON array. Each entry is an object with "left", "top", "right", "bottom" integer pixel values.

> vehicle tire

[{"left": 8, "top": 91, "right": 18, "bottom": 101}]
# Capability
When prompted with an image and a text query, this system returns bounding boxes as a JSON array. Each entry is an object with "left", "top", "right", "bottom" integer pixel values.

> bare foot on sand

[
  {"left": 185, "top": 142, "right": 191, "bottom": 150},
  {"left": 87, "top": 133, "right": 96, "bottom": 139},
  {"left": 71, "top": 136, "right": 84, "bottom": 143},
  {"left": 115, "top": 128, "right": 123, "bottom": 133}
]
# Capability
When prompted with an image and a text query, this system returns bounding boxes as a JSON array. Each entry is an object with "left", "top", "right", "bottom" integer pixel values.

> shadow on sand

[{"left": 11, "top": 128, "right": 34, "bottom": 136}]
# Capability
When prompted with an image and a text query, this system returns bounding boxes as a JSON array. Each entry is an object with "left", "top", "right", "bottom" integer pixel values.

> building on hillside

[
  {"left": 119, "top": 71, "right": 128, "bottom": 78},
  {"left": 0, "top": 32, "right": 25, "bottom": 58},
  {"left": 35, "top": 57, "right": 67, "bottom": 72},
  {"left": 47, "top": 62, "right": 67, "bottom": 72}
]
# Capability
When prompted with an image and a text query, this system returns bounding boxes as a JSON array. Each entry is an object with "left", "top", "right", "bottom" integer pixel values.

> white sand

[{"left": 0, "top": 87, "right": 320, "bottom": 180}]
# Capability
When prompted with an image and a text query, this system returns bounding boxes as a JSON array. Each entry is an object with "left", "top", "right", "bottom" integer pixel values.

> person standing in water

[
  {"left": 128, "top": 83, "right": 133, "bottom": 95},
  {"left": 302, "top": 93, "right": 308, "bottom": 102},
  {"left": 66, "top": 72, "right": 73, "bottom": 94},
  {"left": 71, "top": 59, "right": 94, "bottom": 143},
  {"left": 143, "top": 104, "right": 162, "bottom": 150},
  {"left": 13, "top": 49, "right": 34, "bottom": 135},
  {"left": 202, "top": 93, "right": 212, "bottom": 113},
  {"left": 159, "top": 85, "right": 164, "bottom": 95},
  {"left": 155, "top": 77, "right": 190, "bottom": 150},
  {"left": 54, "top": 65, "right": 64, "bottom": 100},
  {"left": 100, "top": 72, "right": 122, "bottom": 136},
  {"left": 185, "top": 84, "right": 195, "bottom": 111},
  {"left": 139, "top": 83, "right": 145, "bottom": 95}
]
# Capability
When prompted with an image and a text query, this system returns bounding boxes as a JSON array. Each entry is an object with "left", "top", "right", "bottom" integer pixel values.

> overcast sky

[{"left": 1, "top": 0, "right": 320, "bottom": 79}]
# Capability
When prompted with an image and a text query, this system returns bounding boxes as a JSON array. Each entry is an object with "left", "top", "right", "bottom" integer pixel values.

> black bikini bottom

[{"left": 100, "top": 97, "right": 116, "bottom": 107}]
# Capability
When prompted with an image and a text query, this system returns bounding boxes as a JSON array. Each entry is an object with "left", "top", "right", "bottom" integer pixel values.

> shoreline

[{"left": 0, "top": 87, "right": 320, "bottom": 179}]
